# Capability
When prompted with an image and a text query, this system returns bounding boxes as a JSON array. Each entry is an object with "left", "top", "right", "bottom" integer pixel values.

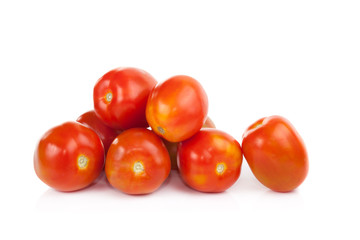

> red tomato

[
  {"left": 77, "top": 110, "right": 121, "bottom": 153},
  {"left": 242, "top": 115, "right": 309, "bottom": 192},
  {"left": 146, "top": 75, "right": 208, "bottom": 142},
  {"left": 178, "top": 128, "right": 243, "bottom": 192},
  {"left": 34, "top": 122, "right": 105, "bottom": 192},
  {"left": 93, "top": 67, "right": 157, "bottom": 130},
  {"left": 163, "top": 116, "right": 216, "bottom": 170},
  {"left": 105, "top": 128, "right": 171, "bottom": 195}
]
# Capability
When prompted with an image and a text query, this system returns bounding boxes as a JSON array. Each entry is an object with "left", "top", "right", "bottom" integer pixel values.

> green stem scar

[{"left": 157, "top": 126, "right": 165, "bottom": 135}]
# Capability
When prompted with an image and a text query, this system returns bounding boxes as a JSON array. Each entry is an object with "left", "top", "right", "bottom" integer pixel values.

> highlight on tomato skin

[
  {"left": 177, "top": 128, "right": 243, "bottom": 193},
  {"left": 105, "top": 128, "right": 171, "bottom": 195},
  {"left": 93, "top": 67, "right": 157, "bottom": 130},
  {"left": 76, "top": 110, "right": 122, "bottom": 153},
  {"left": 162, "top": 116, "right": 216, "bottom": 170},
  {"left": 242, "top": 115, "right": 309, "bottom": 192},
  {"left": 146, "top": 75, "right": 208, "bottom": 143},
  {"left": 34, "top": 121, "right": 105, "bottom": 192}
]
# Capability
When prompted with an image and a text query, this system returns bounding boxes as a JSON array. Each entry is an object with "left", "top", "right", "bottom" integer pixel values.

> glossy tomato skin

[
  {"left": 242, "top": 115, "right": 309, "bottom": 192},
  {"left": 146, "top": 75, "right": 208, "bottom": 142},
  {"left": 105, "top": 128, "right": 171, "bottom": 195},
  {"left": 164, "top": 116, "right": 216, "bottom": 170},
  {"left": 77, "top": 110, "right": 122, "bottom": 153},
  {"left": 34, "top": 122, "right": 105, "bottom": 192},
  {"left": 93, "top": 67, "right": 157, "bottom": 130},
  {"left": 178, "top": 128, "right": 243, "bottom": 193}
]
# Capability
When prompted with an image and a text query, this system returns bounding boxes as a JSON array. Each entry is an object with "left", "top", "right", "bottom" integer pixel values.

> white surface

[{"left": 1, "top": 0, "right": 359, "bottom": 239}]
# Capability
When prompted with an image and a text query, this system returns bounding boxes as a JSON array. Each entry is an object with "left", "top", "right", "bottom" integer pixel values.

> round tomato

[
  {"left": 242, "top": 115, "right": 309, "bottom": 192},
  {"left": 146, "top": 75, "right": 208, "bottom": 142},
  {"left": 105, "top": 128, "right": 171, "bottom": 195},
  {"left": 163, "top": 116, "right": 216, "bottom": 170},
  {"left": 93, "top": 67, "right": 157, "bottom": 130},
  {"left": 77, "top": 110, "right": 121, "bottom": 153},
  {"left": 34, "top": 122, "right": 105, "bottom": 192},
  {"left": 178, "top": 128, "right": 243, "bottom": 192}
]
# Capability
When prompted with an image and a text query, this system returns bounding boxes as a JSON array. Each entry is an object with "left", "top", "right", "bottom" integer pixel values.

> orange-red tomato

[
  {"left": 77, "top": 110, "right": 122, "bottom": 153},
  {"left": 105, "top": 128, "right": 171, "bottom": 195},
  {"left": 34, "top": 122, "right": 105, "bottom": 192},
  {"left": 242, "top": 115, "right": 309, "bottom": 192},
  {"left": 93, "top": 67, "right": 157, "bottom": 130},
  {"left": 163, "top": 117, "right": 216, "bottom": 170},
  {"left": 146, "top": 75, "right": 208, "bottom": 142},
  {"left": 178, "top": 128, "right": 243, "bottom": 192}
]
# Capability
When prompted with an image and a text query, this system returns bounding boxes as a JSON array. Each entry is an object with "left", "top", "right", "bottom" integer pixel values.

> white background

[{"left": 1, "top": 0, "right": 359, "bottom": 239}]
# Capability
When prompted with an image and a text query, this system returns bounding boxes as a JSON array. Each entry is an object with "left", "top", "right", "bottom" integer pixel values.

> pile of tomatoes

[{"left": 34, "top": 67, "right": 309, "bottom": 194}]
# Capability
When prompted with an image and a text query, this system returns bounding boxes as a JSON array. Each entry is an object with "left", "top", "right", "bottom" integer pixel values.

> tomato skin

[
  {"left": 93, "top": 67, "right": 157, "bottom": 130},
  {"left": 178, "top": 128, "right": 243, "bottom": 193},
  {"left": 105, "top": 128, "right": 171, "bottom": 195},
  {"left": 146, "top": 75, "right": 208, "bottom": 142},
  {"left": 34, "top": 122, "right": 105, "bottom": 192},
  {"left": 77, "top": 110, "right": 121, "bottom": 153},
  {"left": 242, "top": 115, "right": 309, "bottom": 192},
  {"left": 163, "top": 117, "right": 216, "bottom": 170}
]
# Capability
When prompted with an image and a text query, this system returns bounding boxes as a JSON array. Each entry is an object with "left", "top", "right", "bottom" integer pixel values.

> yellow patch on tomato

[{"left": 192, "top": 174, "right": 207, "bottom": 185}]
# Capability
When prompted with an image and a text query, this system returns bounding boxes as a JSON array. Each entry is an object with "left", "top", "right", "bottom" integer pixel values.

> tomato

[
  {"left": 242, "top": 115, "right": 309, "bottom": 192},
  {"left": 146, "top": 75, "right": 208, "bottom": 142},
  {"left": 77, "top": 110, "right": 121, "bottom": 153},
  {"left": 34, "top": 122, "right": 105, "bottom": 192},
  {"left": 105, "top": 128, "right": 171, "bottom": 195},
  {"left": 178, "top": 128, "right": 243, "bottom": 192},
  {"left": 93, "top": 67, "right": 157, "bottom": 130},
  {"left": 163, "top": 116, "right": 216, "bottom": 170}
]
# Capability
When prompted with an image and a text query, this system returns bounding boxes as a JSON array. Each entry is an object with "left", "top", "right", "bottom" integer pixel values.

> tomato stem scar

[
  {"left": 77, "top": 155, "right": 89, "bottom": 169},
  {"left": 157, "top": 126, "right": 165, "bottom": 135},
  {"left": 105, "top": 92, "right": 113, "bottom": 103},
  {"left": 216, "top": 163, "right": 226, "bottom": 175},
  {"left": 133, "top": 161, "right": 144, "bottom": 174}
]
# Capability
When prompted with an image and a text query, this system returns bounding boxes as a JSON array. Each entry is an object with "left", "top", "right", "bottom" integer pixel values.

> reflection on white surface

[
  {"left": 35, "top": 166, "right": 305, "bottom": 215},
  {"left": 35, "top": 170, "right": 241, "bottom": 213}
]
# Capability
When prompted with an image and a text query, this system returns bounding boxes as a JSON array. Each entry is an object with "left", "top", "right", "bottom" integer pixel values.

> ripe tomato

[
  {"left": 105, "top": 128, "right": 171, "bottom": 195},
  {"left": 34, "top": 122, "right": 105, "bottom": 192},
  {"left": 77, "top": 110, "right": 121, "bottom": 153},
  {"left": 93, "top": 67, "right": 157, "bottom": 130},
  {"left": 146, "top": 75, "right": 208, "bottom": 142},
  {"left": 163, "top": 116, "right": 216, "bottom": 170},
  {"left": 242, "top": 115, "right": 309, "bottom": 192},
  {"left": 178, "top": 128, "right": 243, "bottom": 192}
]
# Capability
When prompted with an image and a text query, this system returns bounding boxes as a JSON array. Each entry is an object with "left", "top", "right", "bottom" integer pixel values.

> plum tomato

[
  {"left": 242, "top": 115, "right": 309, "bottom": 192},
  {"left": 146, "top": 75, "right": 208, "bottom": 142},
  {"left": 77, "top": 110, "right": 122, "bottom": 153},
  {"left": 93, "top": 67, "right": 157, "bottom": 130},
  {"left": 177, "top": 128, "right": 243, "bottom": 192},
  {"left": 105, "top": 128, "right": 171, "bottom": 195},
  {"left": 34, "top": 122, "right": 105, "bottom": 192},
  {"left": 163, "top": 116, "right": 216, "bottom": 170}
]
